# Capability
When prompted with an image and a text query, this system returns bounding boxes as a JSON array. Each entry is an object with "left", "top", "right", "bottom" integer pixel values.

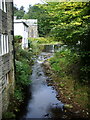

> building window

[
  {"left": 0, "top": 34, "right": 9, "bottom": 56},
  {"left": 2, "top": 0, "right": 4, "bottom": 11},
  {"left": 5, "top": 1, "right": 7, "bottom": 12},
  {"left": 0, "top": 0, "right": 2, "bottom": 9},
  {"left": 5, "top": 35, "right": 9, "bottom": 53},
  {"left": 0, "top": 34, "right": 2, "bottom": 55},
  {"left": 2, "top": 35, "right": 5, "bottom": 54},
  {"left": 0, "top": 0, "right": 6, "bottom": 12}
]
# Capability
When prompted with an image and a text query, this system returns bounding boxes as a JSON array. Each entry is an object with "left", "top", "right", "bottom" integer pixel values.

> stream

[
  {"left": 18, "top": 45, "right": 67, "bottom": 119},
  {"left": 18, "top": 45, "right": 84, "bottom": 119}
]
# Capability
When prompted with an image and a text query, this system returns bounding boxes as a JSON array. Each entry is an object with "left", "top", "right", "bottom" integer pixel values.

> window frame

[
  {"left": 0, "top": 34, "right": 2, "bottom": 55},
  {"left": 0, "top": 0, "right": 6, "bottom": 12},
  {"left": 0, "top": 34, "right": 9, "bottom": 56},
  {"left": 6, "top": 35, "right": 9, "bottom": 53},
  {"left": 0, "top": 0, "right": 2, "bottom": 10}
]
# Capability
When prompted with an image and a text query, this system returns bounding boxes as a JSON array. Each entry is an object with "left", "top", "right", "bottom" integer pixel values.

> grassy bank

[{"left": 47, "top": 47, "right": 89, "bottom": 117}]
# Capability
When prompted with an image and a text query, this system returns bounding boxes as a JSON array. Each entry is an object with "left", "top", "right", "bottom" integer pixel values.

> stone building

[
  {"left": 0, "top": 0, "right": 15, "bottom": 119},
  {"left": 25, "top": 19, "right": 38, "bottom": 38}
]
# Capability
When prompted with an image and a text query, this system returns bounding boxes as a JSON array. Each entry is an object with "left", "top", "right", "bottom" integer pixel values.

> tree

[
  {"left": 20, "top": 6, "right": 24, "bottom": 11},
  {"left": 14, "top": 5, "right": 25, "bottom": 19},
  {"left": 30, "top": 2, "right": 90, "bottom": 81},
  {"left": 14, "top": 5, "right": 18, "bottom": 15}
]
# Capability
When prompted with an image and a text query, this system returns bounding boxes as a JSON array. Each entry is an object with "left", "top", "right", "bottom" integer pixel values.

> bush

[
  {"left": 3, "top": 112, "right": 16, "bottom": 119},
  {"left": 14, "top": 47, "right": 32, "bottom": 104},
  {"left": 3, "top": 46, "right": 33, "bottom": 119},
  {"left": 15, "top": 60, "right": 31, "bottom": 86},
  {"left": 49, "top": 47, "right": 80, "bottom": 77},
  {"left": 14, "top": 35, "right": 22, "bottom": 43}
]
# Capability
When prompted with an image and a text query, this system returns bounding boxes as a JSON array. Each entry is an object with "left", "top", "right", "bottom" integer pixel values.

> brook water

[{"left": 18, "top": 45, "right": 83, "bottom": 119}]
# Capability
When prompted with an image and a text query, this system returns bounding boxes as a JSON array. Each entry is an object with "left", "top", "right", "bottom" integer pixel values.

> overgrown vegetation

[
  {"left": 50, "top": 47, "right": 80, "bottom": 78},
  {"left": 49, "top": 46, "right": 89, "bottom": 112},
  {"left": 29, "top": 37, "right": 63, "bottom": 45},
  {"left": 3, "top": 37, "right": 33, "bottom": 119}
]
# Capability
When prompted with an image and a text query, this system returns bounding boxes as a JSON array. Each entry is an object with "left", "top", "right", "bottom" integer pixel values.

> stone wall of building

[
  {"left": 25, "top": 19, "right": 38, "bottom": 38},
  {"left": 0, "top": 2, "right": 15, "bottom": 119},
  {"left": 29, "top": 25, "right": 38, "bottom": 38}
]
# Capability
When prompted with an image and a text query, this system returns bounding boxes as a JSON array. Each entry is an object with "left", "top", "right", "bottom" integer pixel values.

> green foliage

[
  {"left": 14, "top": 2, "right": 90, "bottom": 46},
  {"left": 50, "top": 45, "right": 89, "bottom": 83},
  {"left": 3, "top": 112, "right": 16, "bottom": 119},
  {"left": 16, "top": 10, "right": 25, "bottom": 19},
  {"left": 15, "top": 43, "right": 32, "bottom": 89},
  {"left": 14, "top": 89, "right": 23, "bottom": 102},
  {"left": 28, "top": 38, "right": 41, "bottom": 55},
  {"left": 50, "top": 47, "right": 80, "bottom": 77},
  {"left": 15, "top": 60, "right": 30, "bottom": 86},
  {"left": 14, "top": 2, "right": 90, "bottom": 47},
  {"left": 14, "top": 35, "right": 22, "bottom": 43},
  {"left": 29, "top": 37, "right": 58, "bottom": 44},
  {"left": 14, "top": 35, "right": 22, "bottom": 40},
  {"left": 3, "top": 39, "right": 33, "bottom": 119},
  {"left": 14, "top": 5, "right": 25, "bottom": 19},
  {"left": 20, "top": 4, "right": 52, "bottom": 36},
  {"left": 28, "top": 37, "right": 63, "bottom": 56},
  {"left": 15, "top": 48, "right": 32, "bottom": 63},
  {"left": 15, "top": 42, "right": 32, "bottom": 95}
]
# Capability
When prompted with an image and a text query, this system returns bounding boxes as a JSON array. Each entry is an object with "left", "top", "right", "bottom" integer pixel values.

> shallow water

[
  {"left": 17, "top": 45, "right": 89, "bottom": 119},
  {"left": 19, "top": 52, "right": 64, "bottom": 119}
]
